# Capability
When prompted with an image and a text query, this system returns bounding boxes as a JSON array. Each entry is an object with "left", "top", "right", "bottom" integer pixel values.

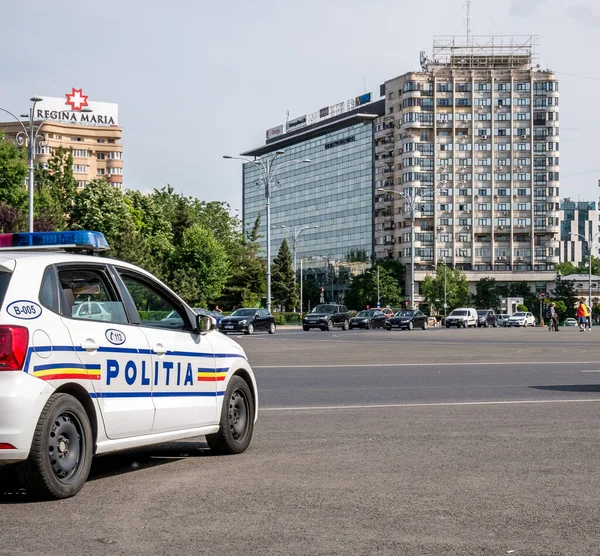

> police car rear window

[{"left": 0, "top": 271, "right": 12, "bottom": 310}]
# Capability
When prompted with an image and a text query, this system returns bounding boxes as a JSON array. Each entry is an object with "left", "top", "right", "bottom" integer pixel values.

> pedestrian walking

[
  {"left": 576, "top": 301, "right": 587, "bottom": 332},
  {"left": 549, "top": 302, "right": 559, "bottom": 332}
]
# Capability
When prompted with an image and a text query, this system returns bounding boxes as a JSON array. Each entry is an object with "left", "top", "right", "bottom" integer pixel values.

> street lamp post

[
  {"left": 274, "top": 224, "right": 319, "bottom": 313},
  {"left": 1, "top": 97, "right": 92, "bottom": 233},
  {"left": 440, "top": 258, "right": 447, "bottom": 321},
  {"left": 223, "top": 152, "right": 310, "bottom": 312},
  {"left": 274, "top": 224, "right": 320, "bottom": 274},
  {"left": 569, "top": 231, "right": 600, "bottom": 311},
  {"left": 377, "top": 187, "right": 423, "bottom": 310}
]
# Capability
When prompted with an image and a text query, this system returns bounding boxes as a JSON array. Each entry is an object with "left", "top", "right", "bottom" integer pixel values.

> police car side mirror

[{"left": 197, "top": 314, "right": 215, "bottom": 334}]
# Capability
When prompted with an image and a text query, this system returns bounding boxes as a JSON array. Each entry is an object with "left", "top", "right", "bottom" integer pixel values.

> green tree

[
  {"left": 344, "top": 266, "right": 403, "bottom": 310},
  {"left": 0, "top": 202, "right": 27, "bottom": 233},
  {"left": 220, "top": 213, "right": 265, "bottom": 310},
  {"left": 271, "top": 238, "right": 298, "bottom": 311},
  {"left": 551, "top": 279, "right": 577, "bottom": 318},
  {"left": 70, "top": 179, "right": 137, "bottom": 258},
  {"left": 301, "top": 279, "right": 321, "bottom": 313},
  {"left": 555, "top": 261, "right": 578, "bottom": 277},
  {"left": 421, "top": 265, "right": 471, "bottom": 313},
  {"left": 472, "top": 277, "right": 500, "bottom": 309},
  {"left": 421, "top": 266, "right": 470, "bottom": 314},
  {"left": 0, "top": 133, "right": 27, "bottom": 210},
  {"left": 169, "top": 224, "right": 230, "bottom": 307}
]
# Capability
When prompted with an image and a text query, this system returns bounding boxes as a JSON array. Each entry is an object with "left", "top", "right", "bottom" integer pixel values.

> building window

[
  {"left": 72, "top": 165, "right": 88, "bottom": 173},
  {"left": 72, "top": 149, "right": 88, "bottom": 158}
]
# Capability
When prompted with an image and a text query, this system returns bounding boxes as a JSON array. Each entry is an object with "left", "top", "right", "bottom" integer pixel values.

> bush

[
  {"left": 273, "top": 312, "right": 301, "bottom": 325},
  {"left": 517, "top": 304, "right": 528, "bottom": 312}
]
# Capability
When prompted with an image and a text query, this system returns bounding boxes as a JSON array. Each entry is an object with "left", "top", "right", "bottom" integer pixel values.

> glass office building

[{"left": 242, "top": 103, "right": 384, "bottom": 264}]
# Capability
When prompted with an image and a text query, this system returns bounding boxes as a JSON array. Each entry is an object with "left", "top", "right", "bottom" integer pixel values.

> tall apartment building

[
  {"left": 374, "top": 36, "right": 560, "bottom": 302},
  {"left": 0, "top": 90, "right": 123, "bottom": 189},
  {"left": 560, "top": 198, "right": 599, "bottom": 266}
]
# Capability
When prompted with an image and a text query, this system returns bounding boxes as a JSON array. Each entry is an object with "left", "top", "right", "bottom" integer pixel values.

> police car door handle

[
  {"left": 153, "top": 344, "right": 167, "bottom": 356},
  {"left": 81, "top": 339, "right": 98, "bottom": 352}
]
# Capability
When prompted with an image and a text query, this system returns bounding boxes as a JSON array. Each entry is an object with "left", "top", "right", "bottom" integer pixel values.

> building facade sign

[
  {"left": 286, "top": 115, "right": 307, "bottom": 131},
  {"left": 266, "top": 124, "right": 284, "bottom": 140},
  {"left": 266, "top": 93, "right": 372, "bottom": 140},
  {"left": 35, "top": 88, "right": 119, "bottom": 126}
]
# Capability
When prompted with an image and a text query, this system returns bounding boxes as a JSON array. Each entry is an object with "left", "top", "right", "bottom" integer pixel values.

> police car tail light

[
  {"left": 0, "top": 326, "right": 29, "bottom": 371},
  {"left": 0, "top": 443, "right": 16, "bottom": 450}
]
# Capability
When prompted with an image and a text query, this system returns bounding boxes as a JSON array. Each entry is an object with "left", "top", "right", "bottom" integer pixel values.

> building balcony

[{"left": 400, "top": 120, "right": 422, "bottom": 130}]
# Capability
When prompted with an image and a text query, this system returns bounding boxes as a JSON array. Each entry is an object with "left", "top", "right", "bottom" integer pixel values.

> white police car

[{"left": 0, "top": 231, "right": 258, "bottom": 499}]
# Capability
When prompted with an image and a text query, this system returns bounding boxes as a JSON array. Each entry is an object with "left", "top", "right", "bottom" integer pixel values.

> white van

[{"left": 445, "top": 307, "right": 478, "bottom": 328}]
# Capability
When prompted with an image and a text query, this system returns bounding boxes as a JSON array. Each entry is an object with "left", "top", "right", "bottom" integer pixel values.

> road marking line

[
  {"left": 254, "top": 361, "right": 600, "bottom": 369},
  {"left": 260, "top": 398, "right": 600, "bottom": 412},
  {"left": 581, "top": 370, "right": 600, "bottom": 373}
]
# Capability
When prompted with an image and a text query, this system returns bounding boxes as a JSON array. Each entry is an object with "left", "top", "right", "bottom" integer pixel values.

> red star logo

[{"left": 65, "top": 88, "right": 89, "bottom": 111}]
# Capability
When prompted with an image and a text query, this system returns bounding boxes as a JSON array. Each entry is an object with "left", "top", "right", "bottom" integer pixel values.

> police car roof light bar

[{"left": 0, "top": 231, "right": 110, "bottom": 252}]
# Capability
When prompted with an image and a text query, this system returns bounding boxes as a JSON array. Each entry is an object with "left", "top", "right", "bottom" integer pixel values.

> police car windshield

[
  {"left": 231, "top": 309, "right": 256, "bottom": 317},
  {"left": 512, "top": 312, "right": 526, "bottom": 317}
]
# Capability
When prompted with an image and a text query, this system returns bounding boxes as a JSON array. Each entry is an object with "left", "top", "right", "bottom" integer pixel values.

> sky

[{"left": 2, "top": 0, "right": 600, "bottom": 211}]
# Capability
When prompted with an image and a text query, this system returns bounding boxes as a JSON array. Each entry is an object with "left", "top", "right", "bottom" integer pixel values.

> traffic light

[{"left": 321, "top": 288, "right": 324, "bottom": 294}]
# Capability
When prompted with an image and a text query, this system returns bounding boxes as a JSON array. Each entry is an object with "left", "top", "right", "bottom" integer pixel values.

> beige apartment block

[
  {"left": 0, "top": 120, "right": 123, "bottom": 189},
  {"left": 374, "top": 36, "right": 559, "bottom": 300}
]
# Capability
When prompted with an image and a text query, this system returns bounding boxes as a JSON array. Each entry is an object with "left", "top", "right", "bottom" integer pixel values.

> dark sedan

[
  {"left": 385, "top": 310, "right": 428, "bottom": 330},
  {"left": 218, "top": 308, "right": 276, "bottom": 335},
  {"left": 349, "top": 310, "right": 389, "bottom": 330}
]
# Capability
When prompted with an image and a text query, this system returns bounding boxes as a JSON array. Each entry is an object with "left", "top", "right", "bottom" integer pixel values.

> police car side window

[
  {"left": 39, "top": 267, "right": 59, "bottom": 313},
  {"left": 58, "top": 268, "right": 128, "bottom": 325},
  {"left": 119, "top": 273, "right": 188, "bottom": 331}
]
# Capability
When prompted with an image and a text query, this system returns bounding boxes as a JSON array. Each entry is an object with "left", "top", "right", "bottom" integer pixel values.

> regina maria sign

[{"left": 36, "top": 88, "right": 119, "bottom": 126}]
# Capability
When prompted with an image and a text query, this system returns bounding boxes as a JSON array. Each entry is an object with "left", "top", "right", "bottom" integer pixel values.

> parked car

[
  {"left": 349, "top": 309, "right": 388, "bottom": 329},
  {"left": 445, "top": 308, "right": 478, "bottom": 328},
  {"left": 476, "top": 309, "right": 498, "bottom": 328},
  {"left": 380, "top": 308, "right": 395, "bottom": 318},
  {"left": 72, "top": 301, "right": 113, "bottom": 322},
  {"left": 219, "top": 308, "right": 276, "bottom": 335},
  {"left": 497, "top": 314, "right": 512, "bottom": 327},
  {"left": 303, "top": 304, "right": 350, "bottom": 331},
  {"left": 563, "top": 318, "right": 577, "bottom": 327},
  {"left": 385, "top": 309, "right": 429, "bottom": 330},
  {"left": 162, "top": 307, "right": 214, "bottom": 328},
  {"left": 506, "top": 312, "right": 536, "bottom": 327}
]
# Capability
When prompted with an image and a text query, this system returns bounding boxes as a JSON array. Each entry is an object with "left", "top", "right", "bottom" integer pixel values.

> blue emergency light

[{"left": 0, "top": 231, "right": 110, "bottom": 251}]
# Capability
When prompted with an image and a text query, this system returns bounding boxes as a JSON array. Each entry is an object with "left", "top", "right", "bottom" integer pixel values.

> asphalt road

[{"left": 1, "top": 326, "right": 599, "bottom": 556}]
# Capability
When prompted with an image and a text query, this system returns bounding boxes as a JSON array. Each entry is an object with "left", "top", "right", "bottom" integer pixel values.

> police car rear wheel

[
  {"left": 206, "top": 376, "right": 254, "bottom": 455},
  {"left": 17, "top": 393, "right": 92, "bottom": 500}
]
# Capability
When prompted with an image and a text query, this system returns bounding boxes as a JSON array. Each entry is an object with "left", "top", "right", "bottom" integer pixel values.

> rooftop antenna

[
  {"left": 285, "top": 110, "right": 289, "bottom": 123},
  {"left": 364, "top": 76, "right": 366, "bottom": 93},
  {"left": 466, "top": 0, "right": 471, "bottom": 42}
]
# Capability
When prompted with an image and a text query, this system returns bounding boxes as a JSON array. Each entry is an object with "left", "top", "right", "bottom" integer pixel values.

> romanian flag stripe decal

[{"left": 32, "top": 364, "right": 101, "bottom": 381}]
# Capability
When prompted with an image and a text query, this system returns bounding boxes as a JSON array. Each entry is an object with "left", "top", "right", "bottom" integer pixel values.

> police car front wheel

[
  {"left": 17, "top": 393, "right": 93, "bottom": 500},
  {"left": 206, "top": 376, "right": 254, "bottom": 455}
]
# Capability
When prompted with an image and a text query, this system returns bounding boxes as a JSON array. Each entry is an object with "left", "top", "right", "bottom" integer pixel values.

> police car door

[
  {"left": 56, "top": 265, "right": 155, "bottom": 439},
  {"left": 115, "top": 268, "right": 217, "bottom": 432}
]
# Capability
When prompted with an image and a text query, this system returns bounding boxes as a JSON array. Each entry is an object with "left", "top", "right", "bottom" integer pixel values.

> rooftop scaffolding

[{"left": 428, "top": 35, "right": 538, "bottom": 70}]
